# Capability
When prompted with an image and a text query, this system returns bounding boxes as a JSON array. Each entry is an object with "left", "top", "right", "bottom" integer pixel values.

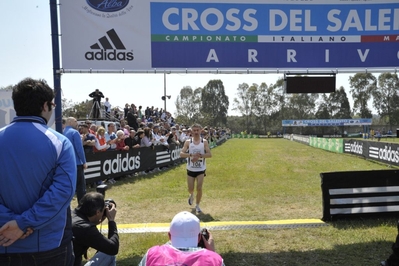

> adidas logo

[{"left": 85, "top": 29, "right": 134, "bottom": 61}]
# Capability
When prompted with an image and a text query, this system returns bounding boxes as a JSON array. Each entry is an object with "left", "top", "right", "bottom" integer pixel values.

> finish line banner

[
  {"left": 282, "top": 119, "right": 372, "bottom": 127},
  {"left": 59, "top": 0, "right": 399, "bottom": 71}
]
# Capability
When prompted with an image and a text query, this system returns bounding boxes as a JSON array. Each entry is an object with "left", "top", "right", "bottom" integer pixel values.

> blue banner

[
  {"left": 282, "top": 119, "right": 372, "bottom": 127},
  {"left": 151, "top": 3, "right": 399, "bottom": 35},
  {"left": 150, "top": 1, "right": 399, "bottom": 69}
]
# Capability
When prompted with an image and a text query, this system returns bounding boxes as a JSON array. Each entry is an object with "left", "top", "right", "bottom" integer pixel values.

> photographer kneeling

[
  {"left": 72, "top": 192, "right": 119, "bottom": 266},
  {"left": 138, "top": 211, "right": 225, "bottom": 266}
]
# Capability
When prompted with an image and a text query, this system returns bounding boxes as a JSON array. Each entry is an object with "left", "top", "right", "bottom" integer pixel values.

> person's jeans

[
  {"left": 84, "top": 252, "right": 116, "bottom": 266},
  {"left": 0, "top": 242, "right": 74, "bottom": 266},
  {"left": 76, "top": 164, "right": 86, "bottom": 203}
]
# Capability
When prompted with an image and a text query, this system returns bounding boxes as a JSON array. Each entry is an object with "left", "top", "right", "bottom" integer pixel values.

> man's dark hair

[
  {"left": 12, "top": 78, "right": 54, "bottom": 116},
  {"left": 77, "top": 192, "right": 105, "bottom": 217}
]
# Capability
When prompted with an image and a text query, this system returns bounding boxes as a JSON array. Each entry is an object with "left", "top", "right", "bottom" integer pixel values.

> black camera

[
  {"left": 198, "top": 228, "right": 209, "bottom": 248},
  {"left": 104, "top": 199, "right": 116, "bottom": 215}
]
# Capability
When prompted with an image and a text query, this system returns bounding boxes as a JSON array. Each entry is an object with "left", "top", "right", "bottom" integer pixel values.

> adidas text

[
  {"left": 170, "top": 146, "right": 182, "bottom": 160},
  {"left": 103, "top": 153, "right": 140, "bottom": 175},
  {"left": 378, "top": 146, "right": 399, "bottom": 164},
  {"left": 85, "top": 49, "right": 134, "bottom": 61},
  {"left": 350, "top": 142, "right": 363, "bottom": 155}
]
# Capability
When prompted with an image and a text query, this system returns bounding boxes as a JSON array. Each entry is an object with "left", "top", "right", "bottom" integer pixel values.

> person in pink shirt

[{"left": 138, "top": 211, "right": 225, "bottom": 266}]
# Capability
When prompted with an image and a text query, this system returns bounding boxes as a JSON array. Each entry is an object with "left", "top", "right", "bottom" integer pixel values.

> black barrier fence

[
  {"left": 84, "top": 136, "right": 228, "bottom": 182},
  {"left": 321, "top": 169, "right": 399, "bottom": 221},
  {"left": 344, "top": 139, "right": 399, "bottom": 166},
  {"left": 286, "top": 135, "right": 399, "bottom": 167},
  {"left": 284, "top": 135, "right": 399, "bottom": 220}
]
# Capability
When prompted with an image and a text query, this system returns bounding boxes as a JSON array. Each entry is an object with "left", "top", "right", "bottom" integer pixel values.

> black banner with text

[
  {"left": 84, "top": 136, "right": 228, "bottom": 182},
  {"left": 344, "top": 139, "right": 399, "bottom": 166},
  {"left": 84, "top": 144, "right": 183, "bottom": 182}
]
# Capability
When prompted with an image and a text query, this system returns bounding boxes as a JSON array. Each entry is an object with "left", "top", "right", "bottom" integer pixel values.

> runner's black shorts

[{"left": 187, "top": 170, "right": 206, "bottom": 178}]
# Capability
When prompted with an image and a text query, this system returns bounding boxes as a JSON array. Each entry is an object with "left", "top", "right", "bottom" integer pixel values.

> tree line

[
  {"left": 2, "top": 73, "right": 398, "bottom": 135},
  {"left": 174, "top": 73, "right": 399, "bottom": 135}
]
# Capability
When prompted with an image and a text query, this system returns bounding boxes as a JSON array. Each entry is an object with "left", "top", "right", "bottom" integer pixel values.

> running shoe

[{"left": 196, "top": 205, "right": 202, "bottom": 213}]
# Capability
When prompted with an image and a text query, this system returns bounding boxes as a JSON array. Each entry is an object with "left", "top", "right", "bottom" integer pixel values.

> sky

[{"left": 0, "top": 1, "right": 359, "bottom": 117}]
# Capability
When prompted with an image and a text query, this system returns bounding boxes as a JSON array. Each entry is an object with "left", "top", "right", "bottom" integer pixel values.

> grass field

[{"left": 77, "top": 138, "right": 399, "bottom": 266}]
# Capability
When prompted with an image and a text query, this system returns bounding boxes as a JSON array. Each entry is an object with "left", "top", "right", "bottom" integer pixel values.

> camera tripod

[{"left": 89, "top": 101, "right": 102, "bottom": 119}]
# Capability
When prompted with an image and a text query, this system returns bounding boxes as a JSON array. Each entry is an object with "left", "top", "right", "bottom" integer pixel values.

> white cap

[{"left": 169, "top": 211, "right": 200, "bottom": 248}]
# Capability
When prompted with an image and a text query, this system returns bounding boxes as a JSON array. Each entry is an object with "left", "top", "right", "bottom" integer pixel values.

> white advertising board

[{"left": 59, "top": 0, "right": 399, "bottom": 72}]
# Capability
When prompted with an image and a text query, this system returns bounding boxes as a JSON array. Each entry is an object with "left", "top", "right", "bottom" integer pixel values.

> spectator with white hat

[{"left": 138, "top": 211, "right": 225, "bottom": 266}]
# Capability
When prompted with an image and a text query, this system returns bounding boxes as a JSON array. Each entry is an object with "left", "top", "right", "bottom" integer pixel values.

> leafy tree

[
  {"left": 253, "top": 82, "right": 278, "bottom": 133},
  {"left": 175, "top": 86, "right": 201, "bottom": 125},
  {"left": 232, "top": 83, "right": 259, "bottom": 132},
  {"left": 316, "top": 87, "right": 351, "bottom": 119},
  {"left": 349, "top": 73, "right": 376, "bottom": 118},
  {"left": 314, "top": 94, "right": 332, "bottom": 135},
  {"left": 332, "top": 86, "right": 352, "bottom": 119},
  {"left": 372, "top": 73, "right": 399, "bottom": 129},
  {"left": 200, "top": 80, "right": 229, "bottom": 126},
  {"left": 233, "top": 83, "right": 251, "bottom": 130},
  {"left": 315, "top": 94, "right": 331, "bottom": 119},
  {"left": 226, "top": 115, "right": 245, "bottom": 134},
  {"left": 285, "top": 93, "right": 318, "bottom": 120},
  {"left": 314, "top": 88, "right": 351, "bottom": 136},
  {"left": 62, "top": 98, "right": 75, "bottom": 117},
  {"left": 283, "top": 93, "right": 318, "bottom": 135},
  {"left": 62, "top": 99, "right": 92, "bottom": 119},
  {"left": 271, "top": 78, "right": 287, "bottom": 123}
]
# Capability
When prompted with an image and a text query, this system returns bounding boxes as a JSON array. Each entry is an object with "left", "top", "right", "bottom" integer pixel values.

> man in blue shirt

[
  {"left": 64, "top": 117, "right": 88, "bottom": 203},
  {"left": 80, "top": 123, "right": 96, "bottom": 153},
  {"left": 0, "top": 78, "right": 76, "bottom": 265},
  {"left": 105, "top": 122, "right": 117, "bottom": 150}
]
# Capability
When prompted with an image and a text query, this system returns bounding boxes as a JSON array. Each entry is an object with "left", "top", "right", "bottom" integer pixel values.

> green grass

[{"left": 78, "top": 139, "right": 399, "bottom": 265}]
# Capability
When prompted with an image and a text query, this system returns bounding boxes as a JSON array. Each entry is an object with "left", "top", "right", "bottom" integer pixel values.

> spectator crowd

[{"left": 62, "top": 100, "right": 229, "bottom": 186}]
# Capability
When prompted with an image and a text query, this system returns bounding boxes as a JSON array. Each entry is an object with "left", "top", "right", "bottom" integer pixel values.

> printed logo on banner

[
  {"left": 369, "top": 145, "right": 399, "bottom": 164},
  {"left": 84, "top": 160, "right": 102, "bottom": 179},
  {"left": 156, "top": 146, "right": 182, "bottom": 165},
  {"left": 171, "top": 146, "right": 182, "bottom": 161},
  {"left": 86, "top": 0, "right": 130, "bottom": 12},
  {"left": 156, "top": 150, "right": 171, "bottom": 165},
  {"left": 344, "top": 141, "right": 363, "bottom": 155},
  {"left": 85, "top": 29, "right": 134, "bottom": 62},
  {"left": 102, "top": 153, "right": 141, "bottom": 175}
]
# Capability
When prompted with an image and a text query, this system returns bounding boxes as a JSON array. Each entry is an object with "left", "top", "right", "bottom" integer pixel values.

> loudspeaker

[{"left": 285, "top": 76, "right": 336, "bottom": 93}]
